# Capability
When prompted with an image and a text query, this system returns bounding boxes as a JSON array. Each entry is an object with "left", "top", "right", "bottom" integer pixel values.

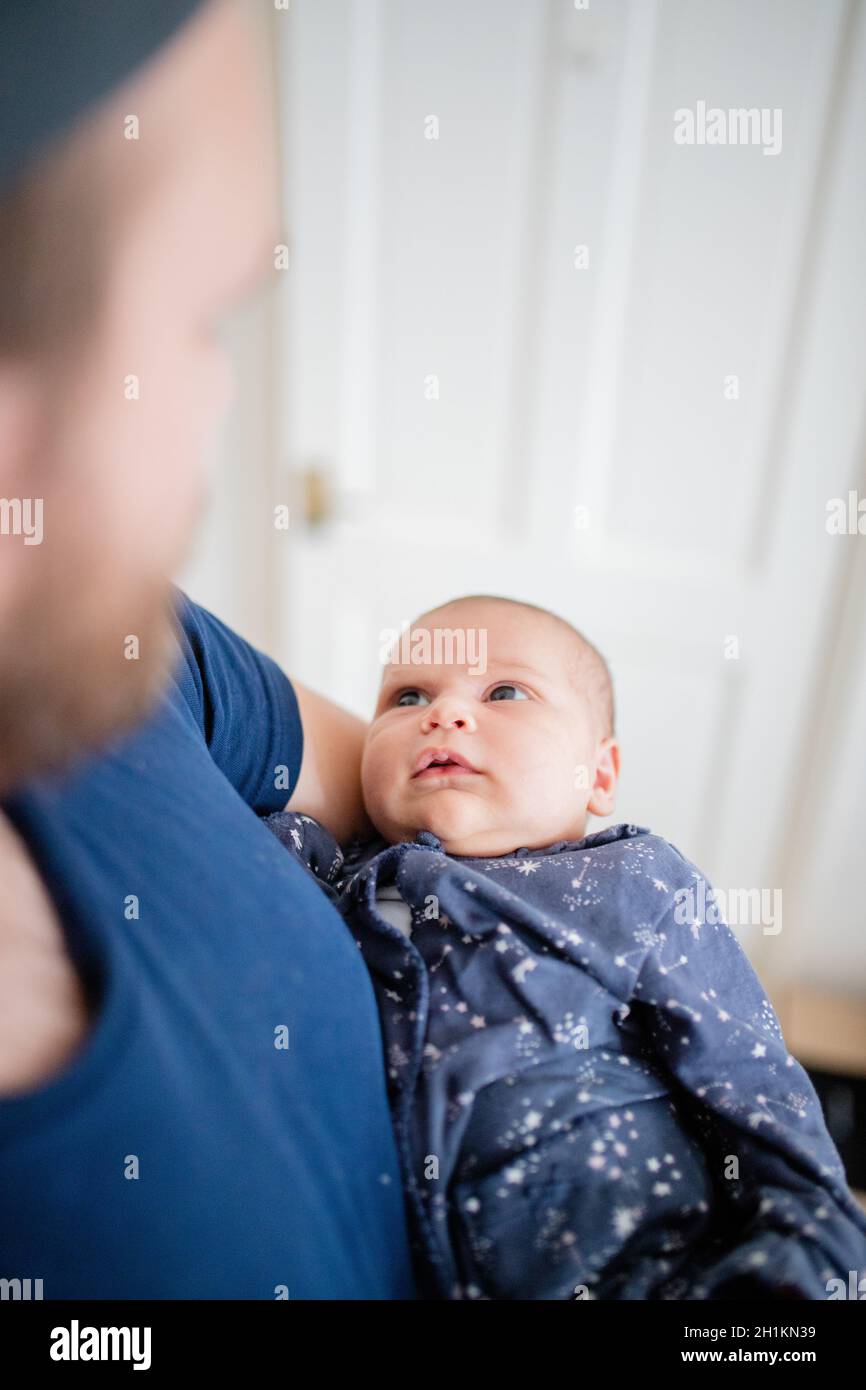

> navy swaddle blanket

[{"left": 263, "top": 811, "right": 866, "bottom": 1301}]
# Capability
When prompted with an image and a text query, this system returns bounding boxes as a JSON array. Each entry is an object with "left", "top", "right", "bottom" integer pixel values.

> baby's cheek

[
  {"left": 361, "top": 770, "right": 399, "bottom": 841},
  {"left": 359, "top": 751, "right": 381, "bottom": 816},
  {"left": 362, "top": 762, "right": 384, "bottom": 813},
  {"left": 521, "top": 749, "right": 578, "bottom": 815},
  {"left": 515, "top": 738, "right": 565, "bottom": 786},
  {"left": 364, "top": 756, "right": 401, "bottom": 821},
  {"left": 541, "top": 730, "right": 589, "bottom": 791}
]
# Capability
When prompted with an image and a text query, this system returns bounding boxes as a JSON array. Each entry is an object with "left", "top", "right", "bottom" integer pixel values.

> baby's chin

[{"left": 371, "top": 793, "right": 548, "bottom": 859}]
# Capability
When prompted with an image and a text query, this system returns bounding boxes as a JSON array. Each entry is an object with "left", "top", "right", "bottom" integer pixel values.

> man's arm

[
  {"left": 285, "top": 681, "right": 374, "bottom": 846},
  {"left": 173, "top": 596, "right": 372, "bottom": 842}
]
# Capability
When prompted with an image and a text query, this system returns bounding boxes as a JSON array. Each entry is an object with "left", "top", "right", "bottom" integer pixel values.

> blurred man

[{"left": 0, "top": 0, "right": 416, "bottom": 1298}]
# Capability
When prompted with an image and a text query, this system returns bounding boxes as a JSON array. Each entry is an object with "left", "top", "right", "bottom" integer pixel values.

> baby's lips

[{"left": 412, "top": 746, "right": 480, "bottom": 776}]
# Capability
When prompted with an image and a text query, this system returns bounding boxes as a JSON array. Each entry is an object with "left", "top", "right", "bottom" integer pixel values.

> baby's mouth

[{"left": 411, "top": 747, "right": 479, "bottom": 780}]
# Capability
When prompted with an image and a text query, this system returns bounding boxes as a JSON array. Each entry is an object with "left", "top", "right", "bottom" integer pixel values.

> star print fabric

[{"left": 262, "top": 813, "right": 866, "bottom": 1301}]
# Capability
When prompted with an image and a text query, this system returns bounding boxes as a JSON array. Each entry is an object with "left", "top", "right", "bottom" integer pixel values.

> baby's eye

[
  {"left": 395, "top": 689, "right": 430, "bottom": 707},
  {"left": 488, "top": 684, "right": 528, "bottom": 702}
]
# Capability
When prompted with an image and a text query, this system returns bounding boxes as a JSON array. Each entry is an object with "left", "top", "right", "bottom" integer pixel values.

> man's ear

[{"left": 587, "top": 738, "right": 620, "bottom": 817}]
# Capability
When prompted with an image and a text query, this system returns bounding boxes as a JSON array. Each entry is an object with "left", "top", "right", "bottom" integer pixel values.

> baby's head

[{"left": 361, "top": 595, "right": 620, "bottom": 857}]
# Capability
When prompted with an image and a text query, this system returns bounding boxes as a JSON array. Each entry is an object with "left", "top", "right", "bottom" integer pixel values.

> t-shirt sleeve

[
  {"left": 169, "top": 589, "right": 302, "bottom": 815},
  {"left": 631, "top": 869, "right": 866, "bottom": 1297}
]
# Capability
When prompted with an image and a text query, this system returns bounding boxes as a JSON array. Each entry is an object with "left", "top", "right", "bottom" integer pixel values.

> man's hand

[{"left": 286, "top": 681, "right": 374, "bottom": 846}]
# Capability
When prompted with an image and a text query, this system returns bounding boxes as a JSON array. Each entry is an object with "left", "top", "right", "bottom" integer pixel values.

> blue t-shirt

[{"left": 0, "top": 593, "right": 416, "bottom": 1299}]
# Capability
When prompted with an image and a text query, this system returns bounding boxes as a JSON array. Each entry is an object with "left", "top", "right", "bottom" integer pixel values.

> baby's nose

[{"left": 420, "top": 699, "right": 476, "bottom": 733}]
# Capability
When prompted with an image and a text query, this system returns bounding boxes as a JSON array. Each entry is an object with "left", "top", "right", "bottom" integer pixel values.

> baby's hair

[{"left": 413, "top": 593, "right": 616, "bottom": 740}]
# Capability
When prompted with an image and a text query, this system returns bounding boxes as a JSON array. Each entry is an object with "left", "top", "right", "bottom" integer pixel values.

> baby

[{"left": 265, "top": 594, "right": 866, "bottom": 1300}]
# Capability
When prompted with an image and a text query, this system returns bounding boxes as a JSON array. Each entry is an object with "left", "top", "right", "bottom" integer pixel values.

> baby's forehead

[
  {"left": 427, "top": 601, "right": 576, "bottom": 653},
  {"left": 379, "top": 603, "right": 583, "bottom": 683}
]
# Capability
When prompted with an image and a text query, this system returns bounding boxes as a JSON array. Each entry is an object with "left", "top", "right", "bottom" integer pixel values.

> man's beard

[{"left": 0, "top": 559, "right": 180, "bottom": 795}]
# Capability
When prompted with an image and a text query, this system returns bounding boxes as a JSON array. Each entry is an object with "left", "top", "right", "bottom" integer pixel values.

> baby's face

[{"left": 361, "top": 601, "right": 619, "bottom": 857}]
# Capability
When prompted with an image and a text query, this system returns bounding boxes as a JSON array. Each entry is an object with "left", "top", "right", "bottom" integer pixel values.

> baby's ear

[{"left": 587, "top": 738, "right": 620, "bottom": 817}]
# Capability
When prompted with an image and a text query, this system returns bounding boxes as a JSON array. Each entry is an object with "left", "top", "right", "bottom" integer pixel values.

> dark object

[{"left": 0, "top": 0, "right": 209, "bottom": 191}]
